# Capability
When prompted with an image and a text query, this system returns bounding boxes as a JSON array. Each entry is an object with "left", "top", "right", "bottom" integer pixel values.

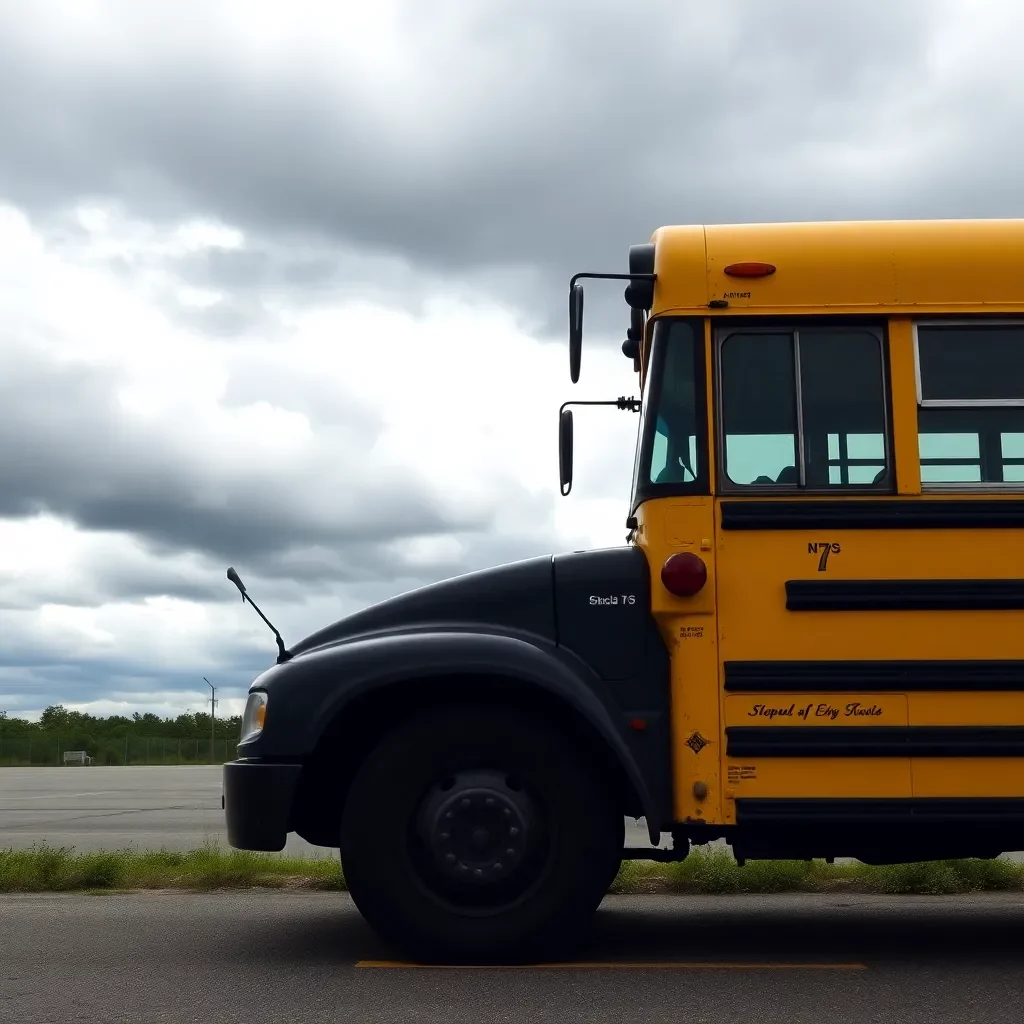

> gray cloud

[
  {"left": 0, "top": 649, "right": 265, "bottom": 714},
  {"left": 0, "top": 343, "right": 561, "bottom": 583},
  {"left": 0, "top": 0, "right": 971, "bottom": 336},
  {"left": 0, "top": 568, "right": 224, "bottom": 612}
]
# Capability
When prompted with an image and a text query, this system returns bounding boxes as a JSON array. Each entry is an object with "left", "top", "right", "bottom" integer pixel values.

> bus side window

[
  {"left": 720, "top": 333, "right": 799, "bottom": 486},
  {"left": 719, "top": 328, "right": 889, "bottom": 490},
  {"left": 916, "top": 324, "right": 1024, "bottom": 485},
  {"left": 799, "top": 329, "right": 888, "bottom": 488}
]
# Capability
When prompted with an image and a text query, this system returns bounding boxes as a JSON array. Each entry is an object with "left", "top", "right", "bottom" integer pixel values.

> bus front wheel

[{"left": 339, "top": 704, "right": 620, "bottom": 963}]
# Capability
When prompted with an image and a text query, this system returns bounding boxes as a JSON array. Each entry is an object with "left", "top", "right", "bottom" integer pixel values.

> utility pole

[{"left": 203, "top": 677, "right": 218, "bottom": 763}]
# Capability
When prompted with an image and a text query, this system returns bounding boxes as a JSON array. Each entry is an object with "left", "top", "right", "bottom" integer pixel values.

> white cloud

[{"left": 0, "top": 202, "right": 639, "bottom": 717}]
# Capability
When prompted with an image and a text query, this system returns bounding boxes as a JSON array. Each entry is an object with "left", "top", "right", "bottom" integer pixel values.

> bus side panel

[
  {"left": 722, "top": 693, "right": 911, "bottom": 800},
  {"left": 713, "top": 520, "right": 1024, "bottom": 806},
  {"left": 634, "top": 497, "right": 723, "bottom": 825},
  {"left": 910, "top": 693, "right": 1024, "bottom": 798}
]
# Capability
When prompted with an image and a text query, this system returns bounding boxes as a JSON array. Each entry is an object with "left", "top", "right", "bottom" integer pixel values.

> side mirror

[
  {"left": 568, "top": 282, "right": 583, "bottom": 383},
  {"left": 558, "top": 407, "right": 574, "bottom": 495}
]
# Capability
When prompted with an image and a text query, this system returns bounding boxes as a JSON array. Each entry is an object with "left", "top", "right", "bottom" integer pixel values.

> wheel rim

[{"left": 410, "top": 769, "right": 550, "bottom": 911}]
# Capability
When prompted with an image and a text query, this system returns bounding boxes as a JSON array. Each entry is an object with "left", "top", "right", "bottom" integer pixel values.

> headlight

[{"left": 240, "top": 691, "right": 268, "bottom": 743}]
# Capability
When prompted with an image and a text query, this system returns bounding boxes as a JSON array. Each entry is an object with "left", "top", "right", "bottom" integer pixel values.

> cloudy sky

[{"left": 1, "top": 0, "right": 1020, "bottom": 720}]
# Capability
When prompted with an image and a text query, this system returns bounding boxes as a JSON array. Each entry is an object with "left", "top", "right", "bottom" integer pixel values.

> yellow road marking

[{"left": 356, "top": 960, "right": 867, "bottom": 970}]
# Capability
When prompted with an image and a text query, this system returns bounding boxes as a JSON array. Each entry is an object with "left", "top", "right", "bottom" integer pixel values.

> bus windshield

[{"left": 633, "top": 319, "right": 706, "bottom": 501}]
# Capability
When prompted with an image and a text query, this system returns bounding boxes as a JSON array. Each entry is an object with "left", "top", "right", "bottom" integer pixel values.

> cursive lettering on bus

[
  {"left": 844, "top": 701, "right": 883, "bottom": 717},
  {"left": 747, "top": 703, "right": 796, "bottom": 719}
]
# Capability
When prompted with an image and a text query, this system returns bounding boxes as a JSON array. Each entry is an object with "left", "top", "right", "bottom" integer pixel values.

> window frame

[
  {"left": 913, "top": 318, "right": 1024, "bottom": 491},
  {"left": 630, "top": 316, "right": 710, "bottom": 515},
  {"left": 713, "top": 320, "right": 894, "bottom": 495}
]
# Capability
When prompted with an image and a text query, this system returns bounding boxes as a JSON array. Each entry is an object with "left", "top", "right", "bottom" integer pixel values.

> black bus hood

[{"left": 286, "top": 554, "right": 556, "bottom": 657}]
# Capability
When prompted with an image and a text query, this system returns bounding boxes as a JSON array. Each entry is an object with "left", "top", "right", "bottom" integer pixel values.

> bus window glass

[
  {"left": 641, "top": 322, "right": 705, "bottom": 488},
  {"left": 1003, "top": 433, "right": 1024, "bottom": 481},
  {"left": 720, "top": 328, "right": 889, "bottom": 489},
  {"left": 917, "top": 324, "right": 1024, "bottom": 485},
  {"left": 650, "top": 417, "right": 669, "bottom": 481},
  {"left": 721, "top": 333, "right": 798, "bottom": 485},
  {"left": 918, "top": 432, "right": 982, "bottom": 483},
  {"left": 828, "top": 434, "right": 886, "bottom": 484},
  {"left": 918, "top": 325, "right": 1024, "bottom": 402},
  {"left": 799, "top": 329, "right": 888, "bottom": 488}
]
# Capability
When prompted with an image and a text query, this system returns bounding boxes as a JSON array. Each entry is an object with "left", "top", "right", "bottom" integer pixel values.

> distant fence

[{"left": 0, "top": 735, "right": 239, "bottom": 767}]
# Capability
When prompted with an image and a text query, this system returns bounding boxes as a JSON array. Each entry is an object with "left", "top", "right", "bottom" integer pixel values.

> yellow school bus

[
  {"left": 566, "top": 218, "right": 1024, "bottom": 863},
  {"left": 225, "top": 218, "right": 1024, "bottom": 963}
]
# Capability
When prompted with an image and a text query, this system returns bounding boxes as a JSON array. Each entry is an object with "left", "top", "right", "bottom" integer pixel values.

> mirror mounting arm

[
  {"left": 558, "top": 396, "right": 641, "bottom": 497},
  {"left": 558, "top": 395, "right": 642, "bottom": 417}
]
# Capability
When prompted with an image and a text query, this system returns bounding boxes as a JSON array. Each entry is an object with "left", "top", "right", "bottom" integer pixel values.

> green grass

[
  {"left": 610, "top": 847, "right": 1024, "bottom": 895},
  {"left": 3, "top": 842, "right": 1022, "bottom": 895},
  {"left": 0, "top": 842, "right": 345, "bottom": 893}
]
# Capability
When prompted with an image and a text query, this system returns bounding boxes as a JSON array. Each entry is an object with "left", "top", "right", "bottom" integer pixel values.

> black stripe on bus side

[
  {"left": 720, "top": 499, "right": 1024, "bottom": 531},
  {"left": 724, "top": 660, "right": 1024, "bottom": 692},
  {"left": 785, "top": 578, "right": 1024, "bottom": 611},
  {"left": 726, "top": 726, "right": 1024, "bottom": 758},
  {"left": 735, "top": 797, "right": 1024, "bottom": 825}
]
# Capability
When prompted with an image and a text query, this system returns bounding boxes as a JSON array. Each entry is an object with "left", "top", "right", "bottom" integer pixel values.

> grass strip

[
  {"left": 0, "top": 841, "right": 346, "bottom": 893},
  {"left": 2, "top": 842, "right": 1023, "bottom": 895},
  {"left": 611, "top": 848, "right": 1024, "bottom": 895}
]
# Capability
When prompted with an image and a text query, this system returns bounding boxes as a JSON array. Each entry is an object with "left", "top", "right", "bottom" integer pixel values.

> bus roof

[{"left": 649, "top": 219, "right": 1024, "bottom": 316}]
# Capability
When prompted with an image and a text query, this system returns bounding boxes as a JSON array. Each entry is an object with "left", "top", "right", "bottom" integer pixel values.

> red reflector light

[
  {"left": 661, "top": 552, "right": 707, "bottom": 597},
  {"left": 723, "top": 262, "right": 776, "bottom": 278}
]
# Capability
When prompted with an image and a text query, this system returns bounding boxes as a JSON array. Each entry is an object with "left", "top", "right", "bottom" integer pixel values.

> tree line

[
  {"left": 0, "top": 705, "right": 242, "bottom": 738},
  {"left": 0, "top": 705, "right": 245, "bottom": 765}
]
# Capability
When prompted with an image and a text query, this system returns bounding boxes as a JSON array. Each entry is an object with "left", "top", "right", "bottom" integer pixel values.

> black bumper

[{"left": 223, "top": 760, "right": 303, "bottom": 852}]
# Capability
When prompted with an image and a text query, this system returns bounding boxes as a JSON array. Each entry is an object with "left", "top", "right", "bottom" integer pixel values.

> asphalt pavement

[
  {"left": 0, "top": 766, "right": 663, "bottom": 853},
  {"left": 4, "top": 890, "right": 1024, "bottom": 1023},
  {"left": 6, "top": 767, "right": 1024, "bottom": 1022}
]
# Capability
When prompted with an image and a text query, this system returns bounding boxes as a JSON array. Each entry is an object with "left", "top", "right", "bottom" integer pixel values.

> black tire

[
  {"left": 594, "top": 817, "right": 624, "bottom": 907},
  {"left": 340, "top": 704, "right": 620, "bottom": 963}
]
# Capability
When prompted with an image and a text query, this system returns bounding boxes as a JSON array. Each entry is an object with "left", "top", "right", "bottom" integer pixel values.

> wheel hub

[{"left": 418, "top": 771, "right": 534, "bottom": 885}]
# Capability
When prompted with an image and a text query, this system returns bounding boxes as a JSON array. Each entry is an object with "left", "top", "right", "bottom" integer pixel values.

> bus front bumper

[{"left": 222, "top": 760, "right": 303, "bottom": 852}]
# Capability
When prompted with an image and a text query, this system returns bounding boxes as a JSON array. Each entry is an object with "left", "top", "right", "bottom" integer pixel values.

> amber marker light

[{"left": 723, "top": 262, "right": 776, "bottom": 277}]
